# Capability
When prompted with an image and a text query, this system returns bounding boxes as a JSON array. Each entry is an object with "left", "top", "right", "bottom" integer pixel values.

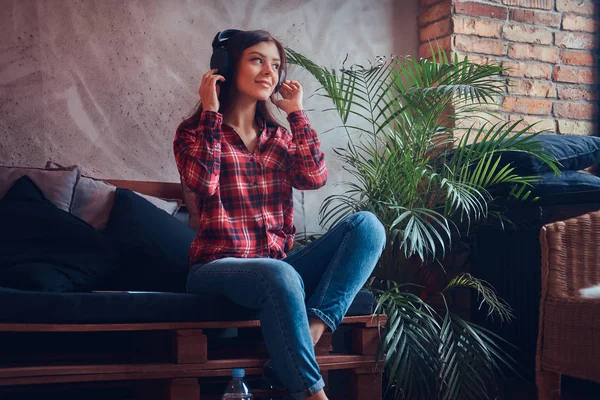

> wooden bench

[
  {"left": 0, "top": 316, "right": 385, "bottom": 399},
  {"left": 0, "top": 180, "right": 385, "bottom": 399}
]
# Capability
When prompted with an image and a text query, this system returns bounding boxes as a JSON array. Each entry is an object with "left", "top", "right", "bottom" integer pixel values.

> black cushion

[
  {"left": 0, "top": 176, "right": 123, "bottom": 292},
  {"left": 102, "top": 188, "right": 196, "bottom": 292},
  {"left": 496, "top": 134, "right": 600, "bottom": 174},
  {"left": 531, "top": 170, "right": 600, "bottom": 196},
  {"left": 0, "top": 180, "right": 376, "bottom": 323},
  {"left": 0, "top": 286, "right": 374, "bottom": 323},
  {"left": 489, "top": 170, "right": 600, "bottom": 201}
]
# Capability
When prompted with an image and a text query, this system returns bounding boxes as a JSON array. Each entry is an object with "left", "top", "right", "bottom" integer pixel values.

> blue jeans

[{"left": 186, "top": 211, "right": 386, "bottom": 399}]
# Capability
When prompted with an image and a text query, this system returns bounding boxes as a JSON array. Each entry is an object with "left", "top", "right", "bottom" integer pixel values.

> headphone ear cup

[
  {"left": 210, "top": 47, "right": 233, "bottom": 82},
  {"left": 274, "top": 69, "right": 286, "bottom": 93}
]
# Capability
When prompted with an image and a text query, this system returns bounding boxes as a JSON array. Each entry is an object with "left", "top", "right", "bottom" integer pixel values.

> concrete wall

[{"left": 0, "top": 0, "right": 418, "bottom": 233}]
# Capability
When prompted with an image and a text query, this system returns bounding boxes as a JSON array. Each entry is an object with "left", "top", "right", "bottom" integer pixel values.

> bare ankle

[
  {"left": 306, "top": 388, "right": 328, "bottom": 400},
  {"left": 308, "top": 316, "right": 328, "bottom": 346}
]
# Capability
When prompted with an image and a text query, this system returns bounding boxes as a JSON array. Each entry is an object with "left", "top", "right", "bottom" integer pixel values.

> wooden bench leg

[
  {"left": 166, "top": 378, "right": 201, "bottom": 400},
  {"left": 350, "top": 367, "right": 382, "bottom": 400},
  {"left": 172, "top": 329, "right": 207, "bottom": 364},
  {"left": 536, "top": 370, "right": 561, "bottom": 400},
  {"left": 315, "top": 331, "right": 333, "bottom": 355},
  {"left": 352, "top": 326, "right": 380, "bottom": 355}
]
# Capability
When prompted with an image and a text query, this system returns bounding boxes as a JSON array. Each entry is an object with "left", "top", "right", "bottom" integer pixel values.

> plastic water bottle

[{"left": 222, "top": 368, "right": 253, "bottom": 399}]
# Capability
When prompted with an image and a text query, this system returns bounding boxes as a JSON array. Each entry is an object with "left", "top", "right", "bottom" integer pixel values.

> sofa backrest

[{"left": 105, "top": 179, "right": 185, "bottom": 205}]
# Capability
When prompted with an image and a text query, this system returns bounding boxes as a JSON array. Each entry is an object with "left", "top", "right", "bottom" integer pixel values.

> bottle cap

[{"left": 231, "top": 368, "right": 245, "bottom": 378}]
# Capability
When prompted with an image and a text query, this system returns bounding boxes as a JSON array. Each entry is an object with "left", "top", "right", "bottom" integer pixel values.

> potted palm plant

[{"left": 286, "top": 47, "right": 557, "bottom": 400}]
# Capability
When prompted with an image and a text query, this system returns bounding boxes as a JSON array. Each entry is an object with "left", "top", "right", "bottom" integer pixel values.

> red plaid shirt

[{"left": 174, "top": 110, "right": 328, "bottom": 265}]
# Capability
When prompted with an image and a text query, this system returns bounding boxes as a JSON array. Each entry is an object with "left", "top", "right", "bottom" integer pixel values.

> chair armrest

[{"left": 540, "top": 210, "right": 600, "bottom": 298}]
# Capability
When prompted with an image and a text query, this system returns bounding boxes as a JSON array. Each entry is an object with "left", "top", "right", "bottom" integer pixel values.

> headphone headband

[{"left": 211, "top": 29, "right": 243, "bottom": 50}]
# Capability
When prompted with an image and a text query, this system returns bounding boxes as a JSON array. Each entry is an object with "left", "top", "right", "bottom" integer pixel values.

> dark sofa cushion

[
  {"left": 0, "top": 263, "right": 76, "bottom": 293},
  {"left": 498, "top": 134, "right": 600, "bottom": 174},
  {"left": 532, "top": 170, "right": 600, "bottom": 196},
  {"left": 489, "top": 170, "right": 600, "bottom": 201},
  {"left": 0, "top": 286, "right": 374, "bottom": 323},
  {"left": 0, "top": 176, "right": 123, "bottom": 292},
  {"left": 102, "top": 188, "right": 196, "bottom": 292}
]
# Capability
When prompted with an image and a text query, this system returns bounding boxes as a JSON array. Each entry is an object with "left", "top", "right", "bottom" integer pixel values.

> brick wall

[{"left": 418, "top": 0, "right": 598, "bottom": 136}]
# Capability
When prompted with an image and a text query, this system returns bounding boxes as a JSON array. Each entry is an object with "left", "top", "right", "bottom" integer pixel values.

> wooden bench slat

[
  {"left": 0, "top": 363, "right": 373, "bottom": 387},
  {"left": 0, "top": 315, "right": 384, "bottom": 332},
  {"left": 0, "top": 355, "right": 375, "bottom": 378},
  {"left": 0, "top": 356, "right": 377, "bottom": 387}
]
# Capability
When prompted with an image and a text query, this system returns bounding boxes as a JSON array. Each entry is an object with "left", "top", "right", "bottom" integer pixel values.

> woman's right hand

[{"left": 199, "top": 69, "right": 225, "bottom": 112}]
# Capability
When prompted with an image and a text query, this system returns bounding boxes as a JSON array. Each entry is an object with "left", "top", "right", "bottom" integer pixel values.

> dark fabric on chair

[{"left": 472, "top": 188, "right": 600, "bottom": 375}]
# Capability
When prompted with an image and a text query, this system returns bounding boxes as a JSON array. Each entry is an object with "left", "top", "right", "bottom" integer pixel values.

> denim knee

[
  {"left": 255, "top": 260, "right": 306, "bottom": 300},
  {"left": 354, "top": 211, "right": 387, "bottom": 250}
]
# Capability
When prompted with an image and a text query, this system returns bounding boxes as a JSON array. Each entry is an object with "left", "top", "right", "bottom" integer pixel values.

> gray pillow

[{"left": 0, "top": 165, "right": 79, "bottom": 212}]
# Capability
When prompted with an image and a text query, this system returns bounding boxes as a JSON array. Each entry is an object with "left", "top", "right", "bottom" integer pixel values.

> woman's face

[{"left": 234, "top": 41, "right": 281, "bottom": 101}]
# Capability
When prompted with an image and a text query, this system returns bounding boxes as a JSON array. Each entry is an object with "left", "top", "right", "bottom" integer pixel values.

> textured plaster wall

[{"left": 0, "top": 0, "right": 418, "bottom": 234}]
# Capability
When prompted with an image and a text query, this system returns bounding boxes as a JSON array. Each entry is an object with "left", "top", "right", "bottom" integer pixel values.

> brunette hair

[{"left": 183, "top": 30, "right": 287, "bottom": 127}]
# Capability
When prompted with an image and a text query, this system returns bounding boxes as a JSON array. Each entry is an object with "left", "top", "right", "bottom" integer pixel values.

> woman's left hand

[{"left": 271, "top": 80, "right": 303, "bottom": 114}]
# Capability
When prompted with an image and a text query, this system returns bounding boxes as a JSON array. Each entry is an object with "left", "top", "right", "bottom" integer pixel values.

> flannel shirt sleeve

[
  {"left": 286, "top": 110, "right": 328, "bottom": 190},
  {"left": 173, "top": 110, "right": 223, "bottom": 198}
]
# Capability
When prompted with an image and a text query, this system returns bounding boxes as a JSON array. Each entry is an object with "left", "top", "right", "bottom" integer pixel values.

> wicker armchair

[{"left": 536, "top": 210, "right": 600, "bottom": 399}]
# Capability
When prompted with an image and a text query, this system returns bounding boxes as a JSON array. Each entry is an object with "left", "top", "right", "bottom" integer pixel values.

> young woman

[{"left": 173, "top": 30, "right": 385, "bottom": 400}]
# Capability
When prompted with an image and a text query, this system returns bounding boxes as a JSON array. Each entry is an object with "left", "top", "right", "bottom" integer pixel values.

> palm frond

[
  {"left": 439, "top": 313, "right": 506, "bottom": 400},
  {"left": 443, "top": 273, "right": 513, "bottom": 322},
  {"left": 375, "top": 287, "right": 441, "bottom": 400}
]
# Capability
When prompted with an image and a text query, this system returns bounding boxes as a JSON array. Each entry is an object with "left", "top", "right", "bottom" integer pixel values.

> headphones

[{"left": 210, "top": 29, "right": 286, "bottom": 93}]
